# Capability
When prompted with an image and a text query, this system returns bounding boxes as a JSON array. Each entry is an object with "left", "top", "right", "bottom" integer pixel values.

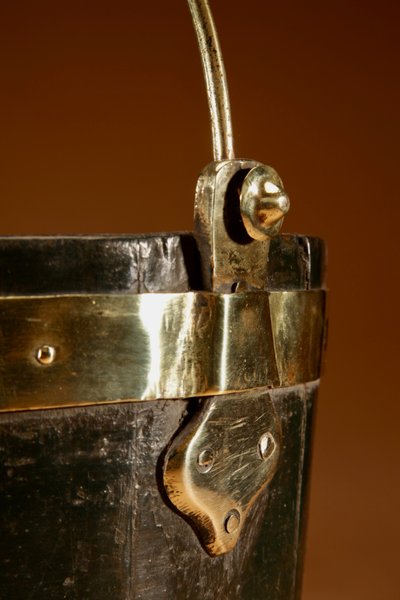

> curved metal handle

[{"left": 187, "top": 0, "right": 234, "bottom": 160}]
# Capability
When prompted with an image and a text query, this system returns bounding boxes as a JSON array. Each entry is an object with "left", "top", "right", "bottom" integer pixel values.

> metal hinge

[
  {"left": 160, "top": 4, "right": 294, "bottom": 547},
  {"left": 161, "top": 154, "right": 293, "bottom": 556}
]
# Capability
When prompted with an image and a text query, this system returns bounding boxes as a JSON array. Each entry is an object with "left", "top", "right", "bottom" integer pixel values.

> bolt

[
  {"left": 224, "top": 509, "right": 241, "bottom": 534},
  {"left": 240, "top": 164, "right": 290, "bottom": 241},
  {"left": 196, "top": 447, "right": 215, "bottom": 473},
  {"left": 35, "top": 345, "right": 56, "bottom": 366},
  {"left": 258, "top": 432, "right": 276, "bottom": 460}
]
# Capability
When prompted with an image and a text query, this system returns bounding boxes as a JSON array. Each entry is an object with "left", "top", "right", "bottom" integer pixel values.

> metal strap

[{"left": 0, "top": 290, "right": 325, "bottom": 412}]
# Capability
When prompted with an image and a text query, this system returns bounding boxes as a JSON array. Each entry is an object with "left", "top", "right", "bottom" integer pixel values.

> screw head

[
  {"left": 240, "top": 164, "right": 290, "bottom": 241},
  {"left": 196, "top": 447, "right": 215, "bottom": 473},
  {"left": 36, "top": 345, "right": 56, "bottom": 366},
  {"left": 224, "top": 509, "right": 241, "bottom": 534},
  {"left": 258, "top": 432, "right": 276, "bottom": 460}
]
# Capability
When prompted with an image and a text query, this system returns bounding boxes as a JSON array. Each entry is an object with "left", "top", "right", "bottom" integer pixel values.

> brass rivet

[
  {"left": 36, "top": 345, "right": 56, "bottom": 366},
  {"left": 196, "top": 447, "right": 215, "bottom": 473},
  {"left": 224, "top": 509, "right": 240, "bottom": 534},
  {"left": 258, "top": 432, "right": 275, "bottom": 460}
]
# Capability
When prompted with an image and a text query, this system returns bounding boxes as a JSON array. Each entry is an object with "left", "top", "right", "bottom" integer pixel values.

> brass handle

[{"left": 187, "top": 0, "right": 234, "bottom": 160}]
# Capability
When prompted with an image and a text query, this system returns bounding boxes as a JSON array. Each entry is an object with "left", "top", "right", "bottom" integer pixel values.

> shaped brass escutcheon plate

[{"left": 162, "top": 389, "right": 281, "bottom": 556}]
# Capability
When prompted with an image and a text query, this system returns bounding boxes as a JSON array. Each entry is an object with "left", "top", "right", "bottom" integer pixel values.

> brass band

[{"left": 0, "top": 290, "right": 325, "bottom": 412}]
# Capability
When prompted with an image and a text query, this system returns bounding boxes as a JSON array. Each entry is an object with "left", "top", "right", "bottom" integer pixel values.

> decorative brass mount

[
  {"left": 159, "top": 152, "right": 313, "bottom": 555},
  {"left": 0, "top": 290, "right": 324, "bottom": 412},
  {"left": 158, "top": 0, "right": 322, "bottom": 554},
  {"left": 0, "top": 0, "right": 327, "bottom": 564},
  {"left": 163, "top": 390, "right": 281, "bottom": 556}
]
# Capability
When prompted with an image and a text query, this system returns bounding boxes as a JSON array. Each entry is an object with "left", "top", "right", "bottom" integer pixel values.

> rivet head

[
  {"left": 240, "top": 164, "right": 290, "bottom": 241},
  {"left": 224, "top": 509, "right": 241, "bottom": 534},
  {"left": 36, "top": 345, "right": 56, "bottom": 366},
  {"left": 196, "top": 447, "right": 215, "bottom": 473},
  {"left": 258, "top": 432, "right": 276, "bottom": 460}
]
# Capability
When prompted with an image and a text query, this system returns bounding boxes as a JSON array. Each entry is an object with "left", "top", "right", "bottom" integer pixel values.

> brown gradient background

[{"left": 1, "top": 1, "right": 399, "bottom": 598}]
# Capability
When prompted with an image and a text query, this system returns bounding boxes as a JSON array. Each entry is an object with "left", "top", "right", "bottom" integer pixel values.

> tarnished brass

[
  {"left": 0, "top": 290, "right": 325, "bottom": 412},
  {"left": 195, "top": 160, "right": 270, "bottom": 292},
  {"left": 194, "top": 160, "right": 290, "bottom": 293},
  {"left": 163, "top": 389, "right": 281, "bottom": 556},
  {"left": 186, "top": 2, "right": 301, "bottom": 559},
  {"left": 0, "top": 0, "right": 327, "bottom": 593}
]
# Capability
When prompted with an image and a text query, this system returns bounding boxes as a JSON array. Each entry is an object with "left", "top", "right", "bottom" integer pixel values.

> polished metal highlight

[
  {"left": 35, "top": 344, "right": 56, "bottom": 366},
  {"left": 258, "top": 432, "right": 276, "bottom": 460},
  {"left": 0, "top": 290, "right": 325, "bottom": 412},
  {"left": 240, "top": 165, "right": 290, "bottom": 241},
  {"left": 188, "top": 0, "right": 234, "bottom": 160},
  {"left": 0, "top": 0, "right": 327, "bottom": 591},
  {"left": 269, "top": 289, "right": 326, "bottom": 386},
  {"left": 163, "top": 389, "right": 281, "bottom": 556}
]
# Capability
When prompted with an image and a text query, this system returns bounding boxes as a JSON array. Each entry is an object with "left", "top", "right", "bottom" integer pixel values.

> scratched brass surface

[
  {"left": 194, "top": 160, "right": 270, "bottom": 292},
  {"left": 270, "top": 290, "right": 327, "bottom": 387},
  {"left": 0, "top": 290, "right": 325, "bottom": 412},
  {"left": 163, "top": 390, "right": 281, "bottom": 555}
]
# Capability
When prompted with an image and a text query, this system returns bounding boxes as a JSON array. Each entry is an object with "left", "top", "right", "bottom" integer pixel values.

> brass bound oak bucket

[{"left": 0, "top": 2, "right": 326, "bottom": 598}]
